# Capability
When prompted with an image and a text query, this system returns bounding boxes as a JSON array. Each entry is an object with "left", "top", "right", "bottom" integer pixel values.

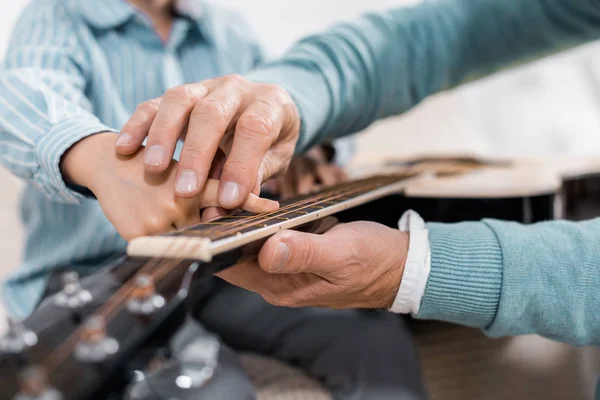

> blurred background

[{"left": 1, "top": 1, "right": 600, "bottom": 399}]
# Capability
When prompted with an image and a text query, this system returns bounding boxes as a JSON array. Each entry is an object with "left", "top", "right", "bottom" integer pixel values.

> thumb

[{"left": 258, "top": 228, "right": 342, "bottom": 275}]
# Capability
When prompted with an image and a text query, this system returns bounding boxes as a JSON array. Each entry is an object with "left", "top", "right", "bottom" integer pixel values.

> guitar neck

[{"left": 127, "top": 173, "right": 419, "bottom": 261}]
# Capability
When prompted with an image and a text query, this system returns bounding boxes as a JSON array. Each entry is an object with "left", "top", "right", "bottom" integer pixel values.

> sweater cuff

[
  {"left": 416, "top": 221, "right": 503, "bottom": 329},
  {"left": 34, "top": 117, "right": 116, "bottom": 204}
]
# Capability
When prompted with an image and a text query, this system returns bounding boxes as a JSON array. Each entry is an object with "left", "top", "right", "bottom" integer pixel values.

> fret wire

[
  {"left": 180, "top": 176, "right": 397, "bottom": 239},
  {"left": 210, "top": 181, "right": 380, "bottom": 238},
  {"left": 179, "top": 182, "right": 364, "bottom": 236},
  {"left": 179, "top": 175, "right": 408, "bottom": 238},
  {"left": 178, "top": 181, "right": 361, "bottom": 235},
  {"left": 41, "top": 173, "right": 365, "bottom": 372},
  {"left": 182, "top": 179, "right": 385, "bottom": 238},
  {"left": 181, "top": 182, "right": 356, "bottom": 234},
  {"left": 41, "top": 174, "right": 413, "bottom": 376}
]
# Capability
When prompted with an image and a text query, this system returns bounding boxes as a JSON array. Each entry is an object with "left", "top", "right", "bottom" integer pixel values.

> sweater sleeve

[
  {"left": 417, "top": 218, "right": 600, "bottom": 347},
  {"left": 246, "top": 0, "right": 600, "bottom": 152}
]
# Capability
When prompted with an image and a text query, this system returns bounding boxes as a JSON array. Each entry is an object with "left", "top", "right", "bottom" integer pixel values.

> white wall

[
  {"left": 211, "top": 0, "right": 419, "bottom": 57},
  {"left": 0, "top": 3, "right": 27, "bottom": 56}
]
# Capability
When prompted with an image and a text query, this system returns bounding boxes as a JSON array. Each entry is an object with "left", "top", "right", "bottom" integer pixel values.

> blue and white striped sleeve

[{"left": 0, "top": 1, "right": 114, "bottom": 204}]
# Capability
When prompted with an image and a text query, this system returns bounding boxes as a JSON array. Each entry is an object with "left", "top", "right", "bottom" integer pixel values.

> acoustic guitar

[{"left": 1, "top": 155, "right": 598, "bottom": 399}]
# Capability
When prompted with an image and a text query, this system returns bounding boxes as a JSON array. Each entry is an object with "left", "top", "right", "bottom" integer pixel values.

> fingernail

[
  {"left": 219, "top": 181, "right": 240, "bottom": 205},
  {"left": 145, "top": 145, "right": 165, "bottom": 166},
  {"left": 115, "top": 133, "right": 132, "bottom": 147},
  {"left": 271, "top": 242, "right": 290, "bottom": 271},
  {"left": 176, "top": 170, "right": 198, "bottom": 194}
]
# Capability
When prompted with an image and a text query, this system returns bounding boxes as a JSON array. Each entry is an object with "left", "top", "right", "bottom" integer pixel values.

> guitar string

[
  {"left": 145, "top": 176, "right": 400, "bottom": 284},
  {"left": 38, "top": 180, "right": 372, "bottom": 373},
  {"left": 38, "top": 174, "right": 407, "bottom": 377},
  {"left": 172, "top": 176, "right": 380, "bottom": 236},
  {"left": 177, "top": 176, "right": 395, "bottom": 239},
  {"left": 183, "top": 176, "right": 398, "bottom": 240}
]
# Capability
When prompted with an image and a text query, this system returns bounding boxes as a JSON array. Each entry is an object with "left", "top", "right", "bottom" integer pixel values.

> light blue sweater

[{"left": 247, "top": 0, "right": 600, "bottom": 346}]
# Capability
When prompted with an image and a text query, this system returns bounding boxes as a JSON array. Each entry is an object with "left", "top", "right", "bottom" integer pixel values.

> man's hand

[
  {"left": 114, "top": 75, "right": 301, "bottom": 209},
  {"left": 215, "top": 221, "right": 408, "bottom": 309},
  {"left": 263, "top": 145, "right": 348, "bottom": 199},
  {"left": 62, "top": 133, "right": 278, "bottom": 241}
]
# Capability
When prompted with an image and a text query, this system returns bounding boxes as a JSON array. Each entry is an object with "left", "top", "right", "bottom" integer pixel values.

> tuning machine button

[
  {"left": 125, "top": 335, "right": 221, "bottom": 399},
  {"left": 126, "top": 274, "right": 165, "bottom": 316},
  {"left": 14, "top": 366, "right": 62, "bottom": 400},
  {"left": 74, "top": 316, "right": 118, "bottom": 363},
  {"left": 0, "top": 317, "right": 38, "bottom": 355},
  {"left": 54, "top": 272, "right": 92, "bottom": 310}
]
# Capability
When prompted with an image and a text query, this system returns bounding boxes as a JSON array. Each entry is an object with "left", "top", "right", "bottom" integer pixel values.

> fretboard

[{"left": 127, "top": 172, "right": 419, "bottom": 261}]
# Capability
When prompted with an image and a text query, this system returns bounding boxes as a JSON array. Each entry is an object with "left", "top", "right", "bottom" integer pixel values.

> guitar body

[
  {"left": 340, "top": 154, "right": 600, "bottom": 226},
  {"left": 2, "top": 154, "right": 600, "bottom": 400}
]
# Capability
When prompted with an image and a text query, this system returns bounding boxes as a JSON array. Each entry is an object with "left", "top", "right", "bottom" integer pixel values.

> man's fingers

[
  {"left": 215, "top": 262, "right": 327, "bottom": 308},
  {"left": 218, "top": 100, "right": 284, "bottom": 209},
  {"left": 144, "top": 84, "right": 210, "bottom": 174},
  {"left": 258, "top": 228, "right": 344, "bottom": 275},
  {"left": 176, "top": 80, "right": 244, "bottom": 198},
  {"left": 117, "top": 98, "right": 160, "bottom": 155}
]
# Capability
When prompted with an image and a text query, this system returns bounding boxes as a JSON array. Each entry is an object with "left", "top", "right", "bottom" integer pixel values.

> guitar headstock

[
  {"left": 0, "top": 211, "right": 345, "bottom": 399},
  {"left": 0, "top": 174, "right": 413, "bottom": 399},
  {"left": 0, "top": 256, "right": 202, "bottom": 399}
]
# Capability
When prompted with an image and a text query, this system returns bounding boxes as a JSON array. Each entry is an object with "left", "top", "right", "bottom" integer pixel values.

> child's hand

[{"left": 62, "top": 133, "right": 278, "bottom": 241}]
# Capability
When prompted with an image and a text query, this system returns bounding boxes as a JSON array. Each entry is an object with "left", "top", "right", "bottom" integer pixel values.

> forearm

[
  {"left": 417, "top": 218, "right": 600, "bottom": 346},
  {"left": 0, "top": 68, "right": 116, "bottom": 203},
  {"left": 0, "top": 1, "right": 116, "bottom": 203},
  {"left": 248, "top": 0, "right": 600, "bottom": 151}
]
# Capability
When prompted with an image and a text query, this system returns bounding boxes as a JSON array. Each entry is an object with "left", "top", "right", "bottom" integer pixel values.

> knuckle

[
  {"left": 192, "top": 100, "right": 228, "bottom": 126},
  {"left": 164, "top": 85, "right": 199, "bottom": 106},
  {"left": 263, "top": 84, "right": 290, "bottom": 101},
  {"left": 137, "top": 99, "right": 160, "bottom": 113},
  {"left": 132, "top": 101, "right": 159, "bottom": 124},
  {"left": 225, "top": 74, "right": 246, "bottom": 85},
  {"left": 181, "top": 141, "right": 207, "bottom": 160},
  {"left": 238, "top": 112, "right": 275, "bottom": 138},
  {"left": 283, "top": 101, "right": 301, "bottom": 122},
  {"left": 222, "top": 161, "right": 252, "bottom": 185}
]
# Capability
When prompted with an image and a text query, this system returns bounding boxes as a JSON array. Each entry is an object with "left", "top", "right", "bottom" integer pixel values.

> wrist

[{"left": 61, "top": 132, "right": 117, "bottom": 191}]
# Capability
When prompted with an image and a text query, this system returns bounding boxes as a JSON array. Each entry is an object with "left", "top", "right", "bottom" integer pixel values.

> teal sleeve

[
  {"left": 418, "top": 218, "right": 600, "bottom": 347},
  {"left": 246, "top": 0, "right": 600, "bottom": 152}
]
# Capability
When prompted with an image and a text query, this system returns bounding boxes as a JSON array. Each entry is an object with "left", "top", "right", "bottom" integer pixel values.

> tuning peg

[
  {"left": 125, "top": 335, "right": 220, "bottom": 398},
  {"left": 126, "top": 274, "right": 165, "bottom": 316},
  {"left": 13, "top": 366, "right": 62, "bottom": 400},
  {"left": 180, "top": 334, "right": 220, "bottom": 371},
  {"left": 0, "top": 317, "right": 38, "bottom": 355},
  {"left": 54, "top": 272, "right": 92, "bottom": 310},
  {"left": 74, "top": 316, "right": 118, "bottom": 363}
]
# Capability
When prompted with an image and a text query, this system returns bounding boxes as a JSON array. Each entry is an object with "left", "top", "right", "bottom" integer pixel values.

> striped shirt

[{"left": 0, "top": 0, "right": 264, "bottom": 318}]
